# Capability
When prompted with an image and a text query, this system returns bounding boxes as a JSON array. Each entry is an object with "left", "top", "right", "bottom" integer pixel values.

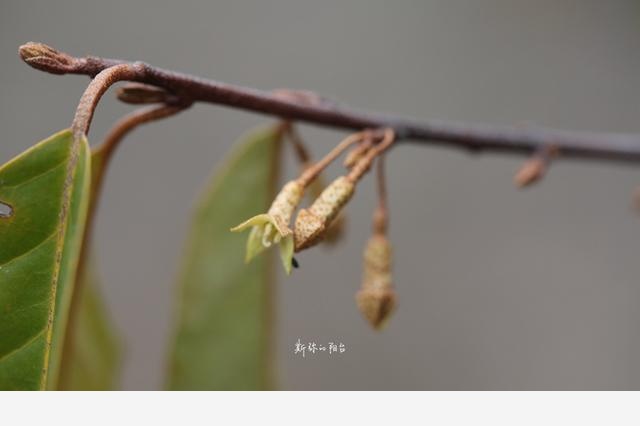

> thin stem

[
  {"left": 344, "top": 131, "right": 374, "bottom": 168},
  {"left": 85, "top": 103, "right": 191, "bottom": 273},
  {"left": 283, "top": 124, "right": 312, "bottom": 168},
  {"left": 19, "top": 42, "right": 640, "bottom": 165},
  {"left": 58, "top": 103, "right": 188, "bottom": 389},
  {"left": 373, "top": 155, "right": 388, "bottom": 235},
  {"left": 92, "top": 104, "right": 190, "bottom": 198},
  {"left": 71, "top": 63, "right": 145, "bottom": 138},
  {"left": 347, "top": 129, "right": 395, "bottom": 183},
  {"left": 297, "top": 132, "right": 365, "bottom": 187}
]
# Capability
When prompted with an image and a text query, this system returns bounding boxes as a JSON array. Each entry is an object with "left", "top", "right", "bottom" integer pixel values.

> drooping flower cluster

[{"left": 231, "top": 127, "right": 397, "bottom": 330}]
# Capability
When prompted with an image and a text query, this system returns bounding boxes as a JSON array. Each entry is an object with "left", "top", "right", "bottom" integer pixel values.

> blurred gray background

[{"left": 2, "top": 0, "right": 640, "bottom": 390}]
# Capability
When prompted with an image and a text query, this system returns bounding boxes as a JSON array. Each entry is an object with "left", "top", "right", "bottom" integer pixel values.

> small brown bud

[
  {"left": 356, "top": 235, "right": 396, "bottom": 330},
  {"left": 116, "top": 83, "right": 172, "bottom": 104},
  {"left": 294, "top": 176, "right": 354, "bottom": 251},
  {"left": 514, "top": 157, "right": 545, "bottom": 188},
  {"left": 19, "top": 42, "right": 75, "bottom": 75}
]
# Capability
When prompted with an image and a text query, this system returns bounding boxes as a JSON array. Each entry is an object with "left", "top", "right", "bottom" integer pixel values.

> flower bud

[
  {"left": 356, "top": 235, "right": 396, "bottom": 330},
  {"left": 294, "top": 176, "right": 354, "bottom": 251},
  {"left": 19, "top": 42, "right": 74, "bottom": 75},
  {"left": 514, "top": 157, "right": 545, "bottom": 188},
  {"left": 116, "top": 83, "right": 172, "bottom": 105}
]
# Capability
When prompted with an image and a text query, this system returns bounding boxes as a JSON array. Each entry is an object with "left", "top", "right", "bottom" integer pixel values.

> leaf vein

[
  {"left": 0, "top": 329, "right": 45, "bottom": 363},
  {"left": 0, "top": 232, "right": 56, "bottom": 267},
  {"left": 2, "top": 160, "right": 66, "bottom": 189}
]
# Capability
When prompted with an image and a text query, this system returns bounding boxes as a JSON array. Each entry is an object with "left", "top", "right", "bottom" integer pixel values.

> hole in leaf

[{"left": 0, "top": 201, "right": 13, "bottom": 218}]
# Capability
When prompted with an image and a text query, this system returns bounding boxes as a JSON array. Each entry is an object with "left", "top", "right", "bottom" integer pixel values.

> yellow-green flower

[{"left": 231, "top": 180, "right": 303, "bottom": 274}]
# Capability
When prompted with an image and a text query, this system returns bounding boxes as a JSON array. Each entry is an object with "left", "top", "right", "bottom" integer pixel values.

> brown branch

[{"left": 19, "top": 42, "right": 640, "bottom": 164}]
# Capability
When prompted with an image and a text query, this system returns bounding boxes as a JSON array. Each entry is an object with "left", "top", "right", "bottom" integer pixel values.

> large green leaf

[
  {"left": 57, "top": 149, "right": 122, "bottom": 390},
  {"left": 167, "top": 125, "right": 282, "bottom": 390},
  {"left": 0, "top": 129, "right": 91, "bottom": 390}
]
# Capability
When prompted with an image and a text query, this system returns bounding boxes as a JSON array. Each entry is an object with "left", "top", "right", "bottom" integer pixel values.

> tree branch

[{"left": 19, "top": 42, "right": 640, "bottom": 164}]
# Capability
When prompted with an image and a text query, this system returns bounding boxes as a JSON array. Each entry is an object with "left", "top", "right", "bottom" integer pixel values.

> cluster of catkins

[{"left": 231, "top": 128, "right": 396, "bottom": 330}]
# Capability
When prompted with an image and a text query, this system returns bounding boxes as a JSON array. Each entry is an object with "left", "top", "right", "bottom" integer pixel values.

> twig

[
  {"left": 71, "top": 63, "right": 144, "bottom": 138},
  {"left": 18, "top": 42, "right": 640, "bottom": 164}
]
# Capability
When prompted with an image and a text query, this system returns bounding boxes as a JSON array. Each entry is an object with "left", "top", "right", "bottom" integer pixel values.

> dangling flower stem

[
  {"left": 373, "top": 155, "right": 389, "bottom": 236},
  {"left": 297, "top": 131, "right": 366, "bottom": 188},
  {"left": 347, "top": 128, "right": 396, "bottom": 183},
  {"left": 283, "top": 124, "right": 347, "bottom": 245},
  {"left": 283, "top": 123, "right": 312, "bottom": 169},
  {"left": 356, "top": 155, "right": 396, "bottom": 330},
  {"left": 344, "top": 130, "right": 374, "bottom": 168}
]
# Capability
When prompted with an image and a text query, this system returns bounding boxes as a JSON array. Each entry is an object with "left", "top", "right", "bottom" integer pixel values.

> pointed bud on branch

[
  {"left": 19, "top": 42, "right": 76, "bottom": 75},
  {"left": 116, "top": 83, "right": 175, "bottom": 105},
  {"left": 514, "top": 145, "right": 558, "bottom": 188}
]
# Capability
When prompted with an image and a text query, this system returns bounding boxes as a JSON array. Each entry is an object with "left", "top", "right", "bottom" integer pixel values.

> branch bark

[{"left": 19, "top": 42, "right": 640, "bottom": 164}]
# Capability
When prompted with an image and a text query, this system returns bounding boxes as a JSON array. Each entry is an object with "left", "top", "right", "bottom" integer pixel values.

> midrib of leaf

[
  {"left": 56, "top": 147, "right": 122, "bottom": 390},
  {"left": 40, "top": 134, "right": 85, "bottom": 389},
  {"left": 0, "top": 329, "right": 45, "bottom": 364},
  {"left": 0, "top": 129, "right": 90, "bottom": 390}
]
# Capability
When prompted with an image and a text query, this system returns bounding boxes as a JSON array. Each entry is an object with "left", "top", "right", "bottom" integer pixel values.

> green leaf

[
  {"left": 57, "top": 262, "right": 121, "bottom": 390},
  {"left": 167, "top": 125, "right": 282, "bottom": 390},
  {"left": 57, "top": 149, "right": 122, "bottom": 390},
  {"left": 0, "top": 129, "right": 91, "bottom": 390}
]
